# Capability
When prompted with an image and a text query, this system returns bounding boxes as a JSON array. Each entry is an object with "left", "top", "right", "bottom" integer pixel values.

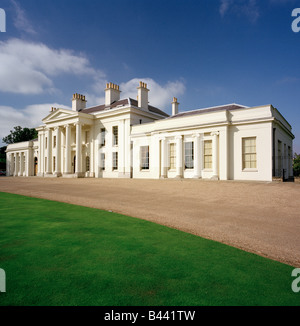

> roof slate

[{"left": 81, "top": 98, "right": 169, "bottom": 117}]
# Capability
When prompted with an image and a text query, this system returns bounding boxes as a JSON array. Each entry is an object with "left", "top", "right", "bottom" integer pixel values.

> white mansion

[{"left": 6, "top": 81, "right": 294, "bottom": 182}]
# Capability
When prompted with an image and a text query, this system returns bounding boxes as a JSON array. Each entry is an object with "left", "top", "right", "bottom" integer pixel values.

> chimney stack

[
  {"left": 172, "top": 97, "right": 179, "bottom": 116},
  {"left": 72, "top": 93, "right": 87, "bottom": 111},
  {"left": 50, "top": 107, "right": 58, "bottom": 113},
  {"left": 137, "top": 81, "right": 149, "bottom": 110},
  {"left": 105, "top": 83, "right": 121, "bottom": 107}
]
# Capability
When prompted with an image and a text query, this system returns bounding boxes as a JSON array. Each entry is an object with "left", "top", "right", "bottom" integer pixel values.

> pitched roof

[
  {"left": 129, "top": 99, "right": 169, "bottom": 117},
  {"left": 81, "top": 98, "right": 169, "bottom": 117},
  {"left": 169, "top": 104, "right": 247, "bottom": 119}
]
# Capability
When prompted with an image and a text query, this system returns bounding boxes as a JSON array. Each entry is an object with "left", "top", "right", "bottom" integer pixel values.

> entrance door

[
  {"left": 34, "top": 157, "right": 38, "bottom": 176},
  {"left": 73, "top": 156, "right": 76, "bottom": 173}
]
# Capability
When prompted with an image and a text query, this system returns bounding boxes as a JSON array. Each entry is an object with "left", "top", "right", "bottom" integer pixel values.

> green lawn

[{"left": 0, "top": 192, "right": 298, "bottom": 306}]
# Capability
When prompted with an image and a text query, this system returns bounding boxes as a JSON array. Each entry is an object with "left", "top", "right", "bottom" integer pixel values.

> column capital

[
  {"left": 211, "top": 131, "right": 220, "bottom": 137},
  {"left": 74, "top": 122, "right": 84, "bottom": 127},
  {"left": 175, "top": 135, "right": 182, "bottom": 140},
  {"left": 192, "top": 133, "right": 201, "bottom": 138}
]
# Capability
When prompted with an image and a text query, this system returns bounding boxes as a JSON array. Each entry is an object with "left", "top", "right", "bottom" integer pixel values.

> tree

[
  {"left": 2, "top": 126, "right": 38, "bottom": 145},
  {"left": 0, "top": 146, "right": 6, "bottom": 171},
  {"left": 293, "top": 153, "right": 300, "bottom": 177}
]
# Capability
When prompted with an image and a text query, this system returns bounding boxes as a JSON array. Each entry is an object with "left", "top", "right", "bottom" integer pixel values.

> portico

[{"left": 37, "top": 108, "right": 94, "bottom": 178}]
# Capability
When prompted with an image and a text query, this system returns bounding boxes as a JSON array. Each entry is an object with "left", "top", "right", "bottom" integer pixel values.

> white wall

[{"left": 229, "top": 122, "right": 273, "bottom": 181}]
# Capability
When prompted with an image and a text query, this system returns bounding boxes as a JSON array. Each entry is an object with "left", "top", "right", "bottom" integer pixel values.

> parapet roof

[{"left": 169, "top": 103, "right": 248, "bottom": 119}]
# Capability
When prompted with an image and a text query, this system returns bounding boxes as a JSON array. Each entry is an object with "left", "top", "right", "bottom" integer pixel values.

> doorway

[
  {"left": 73, "top": 156, "right": 76, "bottom": 173},
  {"left": 34, "top": 157, "right": 38, "bottom": 176}
]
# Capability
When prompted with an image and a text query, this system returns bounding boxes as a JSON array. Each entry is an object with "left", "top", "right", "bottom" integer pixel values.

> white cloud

[
  {"left": 0, "top": 38, "right": 102, "bottom": 95},
  {"left": 0, "top": 103, "right": 70, "bottom": 145},
  {"left": 0, "top": 77, "right": 186, "bottom": 146},
  {"left": 10, "top": 0, "right": 36, "bottom": 35},
  {"left": 220, "top": 0, "right": 234, "bottom": 17},
  {"left": 219, "top": 0, "right": 260, "bottom": 23},
  {"left": 84, "top": 78, "right": 186, "bottom": 109},
  {"left": 119, "top": 78, "right": 186, "bottom": 109}
]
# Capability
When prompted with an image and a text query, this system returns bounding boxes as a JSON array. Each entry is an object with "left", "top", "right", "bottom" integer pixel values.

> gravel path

[{"left": 1, "top": 177, "right": 299, "bottom": 267}]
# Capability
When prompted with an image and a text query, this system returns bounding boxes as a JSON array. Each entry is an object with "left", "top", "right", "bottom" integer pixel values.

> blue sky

[{"left": 0, "top": 0, "right": 299, "bottom": 152}]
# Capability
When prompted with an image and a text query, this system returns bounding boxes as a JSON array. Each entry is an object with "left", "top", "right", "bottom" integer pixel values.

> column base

[
  {"left": 44, "top": 173, "right": 55, "bottom": 178},
  {"left": 160, "top": 175, "right": 167, "bottom": 179},
  {"left": 118, "top": 172, "right": 131, "bottom": 178},
  {"left": 175, "top": 175, "right": 183, "bottom": 179},
  {"left": 211, "top": 175, "right": 219, "bottom": 181},
  {"left": 193, "top": 175, "right": 202, "bottom": 179},
  {"left": 37, "top": 173, "right": 44, "bottom": 177},
  {"left": 74, "top": 172, "right": 85, "bottom": 178},
  {"left": 53, "top": 172, "right": 62, "bottom": 178},
  {"left": 62, "top": 173, "right": 75, "bottom": 178}
]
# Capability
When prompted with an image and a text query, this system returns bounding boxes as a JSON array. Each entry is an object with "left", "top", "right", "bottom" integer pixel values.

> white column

[
  {"left": 37, "top": 133, "right": 41, "bottom": 175},
  {"left": 11, "top": 154, "right": 15, "bottom": 176},
  {"left": 64, "top": 125, "right": 71, "bottom": 174},
  {"left": 19, "top": 152, "right": 24, "bottom": 176},
  {"left": 46, "top": 128, "right": 52, "bottom": 175},
  {"left": 119, "top": 119, "right": 125, "bottom": 177},
  {"left": 175, "top": 136, "right": 183, "bottom": 178},
  {"left": 75, "top": 123, "right": 83, "bottom": 177},
  {"left": 55, "top": 127, "right": 62, "bottom": 177},
  {"left": 125, "top": 119, "right": 131, "bottom": 178},
  {"left": 14, "top": 153, "right": 18, "bottom": 176},
  {"left": 211, "top": 132, "right": 220, "bottom": 180},
  {"left": 160, "top": 138, "right": 167, "bottom": 178},
  {"left": 90, "top": 127, "right": 95, "bottom": 178},
  {"left": 39, "top": 131, "right": 45, "bottom": 176},
  {"left": 7, "top": 154, "right": 11, "bottom": 176},
  {"left": 219, "top": 126, "right": 229, "bottom": 180},
  {"left": 24, "top": 151, "right": 28, "bottom": 176},
  {"left": 194, "top": 133, "right": 201, "bottom": 179}
]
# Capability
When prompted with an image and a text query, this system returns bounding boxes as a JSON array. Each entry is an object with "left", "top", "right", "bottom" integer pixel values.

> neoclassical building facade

[{"left": 6, "top": 81, "right": 295, "bottom": 182}]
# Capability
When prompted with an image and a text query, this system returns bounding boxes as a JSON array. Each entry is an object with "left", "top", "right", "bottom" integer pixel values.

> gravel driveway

[{"left": 1, "top": 177, "right": 299, "bottom": 267}]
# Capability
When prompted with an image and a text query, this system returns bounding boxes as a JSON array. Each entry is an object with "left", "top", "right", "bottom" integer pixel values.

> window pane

[
  {"left": 101, "top": 129, "right": 106, "bottom": 147},
  {"left": 169, "top": 143, "right": 176, "bottom": 170},
  {"left": 185, "top": 142, "right": 194, "bottom": 169},
  {"left": 101, "top": 153, "right": 105, "bottom": 171},
  {"left": 204, "top": 140, "right": 212, "bottom": 169},
  {"left": 141, "top": 146, "right": 149, "bottom": 170},
  {"left": 113, "top": 126, "right": 118, "bottom": 146},
  {"left": 242, "top": 137, "right": 257, "bottom": 169},
  {"left": 113, "top": 152, "right": 118, "bottom": 170}
]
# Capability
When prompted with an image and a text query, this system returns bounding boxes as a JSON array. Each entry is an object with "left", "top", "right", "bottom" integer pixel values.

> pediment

[{"left": 42, "top": 109, "right": 77, "bottom": 123}]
